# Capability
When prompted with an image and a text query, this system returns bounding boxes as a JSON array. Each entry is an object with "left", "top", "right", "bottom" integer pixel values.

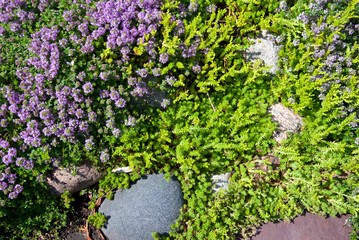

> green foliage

[
  {"left": 0, "top": 182, "right": 68, "bottom": 239},
  {"left": 87, "top": 212, "right": 107, "bottom": 229},
  {"left": 61, "top": 191, "right": 75, "bottom": 209},
  {"left": 1, "top": 0, "right": 359, "bottom": 239}
]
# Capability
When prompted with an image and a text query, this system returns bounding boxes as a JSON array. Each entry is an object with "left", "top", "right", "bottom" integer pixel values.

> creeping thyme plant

[{"left": 0, "top": 0, "right": 358, "bottom": 239}]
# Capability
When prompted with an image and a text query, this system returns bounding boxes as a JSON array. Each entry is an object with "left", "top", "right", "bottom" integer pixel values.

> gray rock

[
  {"left": 99, "top": 173, "right": 184, "bottom": 240},
  {"left": 210, "top": 172, "right": 233, "bottom": 193},
  {"left": 245, "top": 30, "right": 279, "bottom": 75},
  {"left": 268, "top": 103, "right": 304, "bottom": 143},
  {"left": 46, "top": 161, "right": 104, "bottom": 195},
  {"left": 112, "top": 166, "right": 133, "bottom": 173}
]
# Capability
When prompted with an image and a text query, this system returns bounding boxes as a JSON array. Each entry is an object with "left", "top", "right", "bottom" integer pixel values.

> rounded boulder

[{"left": 99, "top": 173, "right": 184, "bottom": 240}]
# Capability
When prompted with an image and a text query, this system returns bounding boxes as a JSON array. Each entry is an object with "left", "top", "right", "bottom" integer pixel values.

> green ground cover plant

[{"left": 0, "top": 0, "right": 358, "bottom": 239}]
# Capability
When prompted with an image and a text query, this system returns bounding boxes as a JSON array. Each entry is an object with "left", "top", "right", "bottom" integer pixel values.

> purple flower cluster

[
  {"left": 85, "top": 138, "right": 94, "bottom": 151},
  {"left": 206, "top": 4, "right": 217, "bottom": 13},
  {"left": 83, "top": 82, "right": 94, "bottom": 94},
  {"left": 136, "top": 68, "right": 149, "bottom": 78},
  {"left": 159, "top": 53, "right": 169, "bottom": 64},
  {"left": 161, "top": 99, "right": 170, "bottom": 109},
  {"left": 125, "top": 116, "right": 137, "bottom": 126},
  {"left": 178, "top": 36, "right": 202, "bottom": 58},
  {"left": 192, "top": 64, "right": 201, "bottom": 74},
  {"left": 276, "top": 0, "right": 359, "bottom": 143},
  {"left": 0, "top": 167, "right": 23, "bottom": 199},
  {"left": 0, "top": 0, "right": 213, "bottom": 201},
  {"left": 0, "top": 0, "right": 38, "bottom": 36},
  {"left": 100, "top": 149, "right": 109, "bottom": 163},
  {"left": 165, "top": 76, "right": 177, "bottom": 86}
]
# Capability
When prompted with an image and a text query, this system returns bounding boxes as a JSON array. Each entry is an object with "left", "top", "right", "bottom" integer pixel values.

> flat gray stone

[
  {"left": 245, "top": 30, "right": 279, "bottom": 75},
  {"left": 99, "top": 173, "right": 184, "bottom": 240},
  {"left": 210, "top": 172, "right": 233, "bottom": 193},
  {"left": 268, "top": 103, "right": 304, "bottom": 143}
]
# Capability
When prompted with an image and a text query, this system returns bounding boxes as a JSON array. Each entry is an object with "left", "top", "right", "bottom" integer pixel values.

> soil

[{"left": 58, "top": 186, "right": 109, "bottom": 240}]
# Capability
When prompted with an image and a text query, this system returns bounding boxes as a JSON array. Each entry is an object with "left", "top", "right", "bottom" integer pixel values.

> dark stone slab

[
  {"left": 99, "top": 173, "right": 184, "bottom": 240},
  {"left": 246, "top": 212, "right": 352, "bottom": 240}
]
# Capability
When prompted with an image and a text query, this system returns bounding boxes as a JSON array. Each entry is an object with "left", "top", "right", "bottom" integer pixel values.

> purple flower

[
  {"left": 110, "top": 90, "right": 119, "bottom": 101},
  {"left": 52, "top": 158, "right": 60, "bottom": 168},
  {"left": 100, "top": 150, "right": 109, "bottom": 163},
  {"left": 2, "top": 155, "right": 13, "bottom": 165},
  {"left": 0, "top": 173, "right": 6, "bottom": 181},
  {"left": 206, "top": 4, "right": 217, "bottom": 13},
  {"left": 75, "top": 109, "right": 84, "bottom": 119},
  {"left": 112, "top": 128, "right": 121, "bottom": 138},
  {"left": 121, "top": 46, "right": 130, "bottom": 55},
  {"left": 128, "top": 76, "right": 137, "bottom": 86},
  {"left": 100, "top": 90, "right": 109, "bottom": 98},
  {"left": 79, "top": 121, "right": 88, "bottom": 131},
  {"left": 88, "top": 111, "right": 97, "bottom": 122},
  {"left": 152, "top": 68, "right": 161, "bottom": 77},
  {"left": 136, "top": 68, "right": 148, "bottom": 78},
  {"left": 85, "top": 138, "right": 94, "bottom": 151},
  {"left": 37, "top": 174, "right": 44, "bottom": 182},
  {"left": 78, "top": 23, "right": 88, "bottom": 34},
  {"left": 58, "top": 110, "right": 68, "bottom": 120},
  {"left": 131, "top": 85, "right": 149, "bottom": 97},
  {"left": 9, "top": 104, "right": 19, "bottom": 114},
  {"left": 0, "top": 119, "right": 7, "bottom": 127},
  {"left": 85, "top": 98, "right": 92, "bottom": 106},
  {"left": 192, "top": 64, "right": 201, "bottom": 74},
  {"left": 165, "top": 76, "right": 176, "bottom": 86},
  {"left": 39, "top": 109, "right": 51, "bottom": 120},
  {"left": 14, "top": 184, "right": 23, "bottom": 194},
  {"left": 161, "top": 99, "right": 170, "bottom": 108},
  {"left": 64, "top": 127, "right": 74, "bottom": 136},
  {"left": 7, "top": 148, "right": 17, "bottom": 157},
  {"left": 115, "top": 98, "right": 126, "bottom": 108},
  {"left": 51, "top": 139, "right": 58, "bottom": 147},
  {"left": 15, "top": 158, "right": 25, "bottom": 167},
  {"left": 59, "top": 38, "right": 68, "bottom": 48},
  {"left": 279, "top": 1, "right": 287, "bottom": 11},
  {"left": 355, "top": 138, "right": 359, "bottom": 145},
  {"left": 8, "top": 192, "right": 17, "bottom": 199},
  {"left": 77, "top": 71, "right": 86, "bottom": 81},
  {"left": 7, "top": 173, "right": 17, "bottom": 184},
  {"left": 349, "top": 121, "right": 358, "bottom": 128},
  {"left": 83, "top": 82, "right": 94, "bottom": 94},
  {"left": 62, "top": 86, "right": 71, "bottom": 95},
  {"left": 188, "top": 1, "right": 198, "bottom": 12},
  {"left": 159, "top": 53, "right": 169, "bottom": 64},
  {"left": 106, "top": 120, "right": 115, "bottom": 129},
  {"left": 99, "top": 72, "right": 109, "bottom": 81},
  {"left": 63, "top": 10, "right": 73, "bottom": 22},
  {"left": 0, "top": 182, "right": 8, "bottom": 191},
  {"left": 125, "top": 116, "right": 137, "bottom": 126},
  {"left": 0, "top": 140, "right": 9, "bottom": 149}
]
